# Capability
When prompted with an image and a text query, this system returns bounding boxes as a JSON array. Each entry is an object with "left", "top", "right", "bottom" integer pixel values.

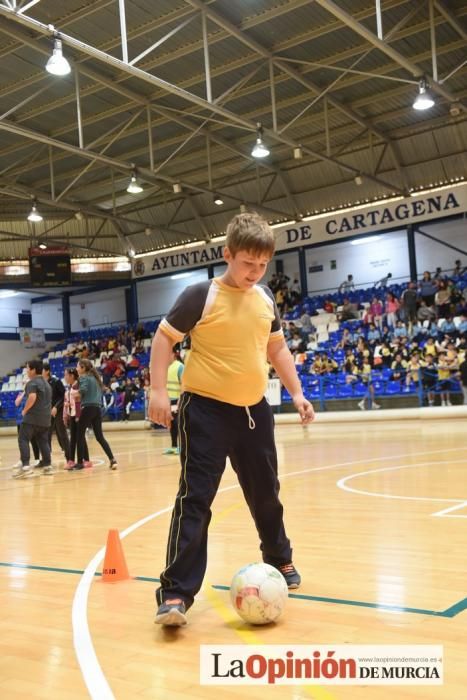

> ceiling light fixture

[
  {"left": 251, "top": 122, "right": 270, "bottom": 158},
  {"left": 213, "top": 194, "right": 224, "bottom": 206},
  {"left": 127, "top": 171, "right": 143, "bottom": 194},
  {"left": 413, "top": 77, "right": 435, "bottom": 111},
  {"left": 293, "top": 146, "right": 303, "bottom": 160},
  {"left": 27, "top": 200, "right": 43, "bottom": 222},
  {"left": 354, "top": 175, "right": 363, "bottom": 186},
  {"left": 38, "top": 243, "right": 48, "bottom": 250},
  {"left": 46, "top": 38, "right": 71, "bottom": 76},
  {"left": 173, "top": 182, "right": 182, "bottom": 194}
]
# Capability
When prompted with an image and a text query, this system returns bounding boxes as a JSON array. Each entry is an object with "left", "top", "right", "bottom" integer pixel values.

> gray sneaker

[
  {"left": 42, "top": 465, "right": 56, "bottom": 475},
  {"left": 12, "top": 466, "right": 37, "bottom": 479},
  {"left": 155, "top": 600, "right": 187, "bottom": 626}
]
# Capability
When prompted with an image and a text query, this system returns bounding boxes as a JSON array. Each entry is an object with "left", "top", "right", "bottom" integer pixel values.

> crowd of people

[
  {"left": 271, "top": 264, "right": 467, "bottom": 407},
  {"left": 6, "top": 261, "right": 467, "bottom": 478},
  {"left": 12, "top": 358, "right": 117, "bottom": 479}
]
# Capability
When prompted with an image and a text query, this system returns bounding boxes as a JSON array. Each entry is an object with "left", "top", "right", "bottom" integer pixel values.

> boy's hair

[
  {"left": 27, "top": 359, "right": 43, "bottom": 374},
  {"left": 42, "top": 362, "right": 51, "bottom": 374},
  {"left": 225, "top": 212, "right": 275, "bottom": 257}
]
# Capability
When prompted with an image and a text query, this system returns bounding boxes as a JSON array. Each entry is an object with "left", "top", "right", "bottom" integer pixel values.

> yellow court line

[{"left": 206, "top": 497, "right": 338, "bottom": 700}]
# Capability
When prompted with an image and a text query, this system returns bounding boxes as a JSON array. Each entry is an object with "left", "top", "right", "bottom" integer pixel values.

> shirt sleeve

[
  {"left": 26, "top": 378, "right": 38, "bottom": 397},
  {"left": 159, "top": 281, "right": 211, "bottom": 342},
  {"left": 261, "top": 285, "right": 284, "bottom": 342},
  {"left": 79, "top": 375, "right": 89, "bottom": 399}
]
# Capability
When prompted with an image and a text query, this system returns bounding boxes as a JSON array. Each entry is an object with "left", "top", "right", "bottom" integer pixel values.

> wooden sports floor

[{"left": 0, "top": 417, "right": 466, "bottom": 700}]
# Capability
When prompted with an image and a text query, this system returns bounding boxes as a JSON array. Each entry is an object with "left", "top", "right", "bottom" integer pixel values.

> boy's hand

[
  {"left": 148, "top": 389, "right": 172, "bottom": 428},
  {"left": 292, "top": 393, "right": 315, "bottom": 424}
]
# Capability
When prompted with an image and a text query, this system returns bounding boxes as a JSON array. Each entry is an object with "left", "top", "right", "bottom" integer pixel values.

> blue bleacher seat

[{"left": 385, "top": 381, "right": 402, "bottom": 395}]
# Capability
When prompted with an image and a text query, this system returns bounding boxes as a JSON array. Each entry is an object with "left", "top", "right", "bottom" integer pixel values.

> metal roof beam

[
  {"left": 434, "top": 0, "right": 467, "bottom": 42},
  {"left": 0, "top": 3, "right": 405, "bottom": 195},
  {"left": 314, "top": 0, "right": 466, "bottom": 112},
  {"left": 183, "top": 0, "right": 407, "bottom": 158}
]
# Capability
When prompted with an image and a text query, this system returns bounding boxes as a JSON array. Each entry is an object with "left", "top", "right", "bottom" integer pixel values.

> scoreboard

[{"left": 28, "top": 247, "right": 72, "bottom": 287}]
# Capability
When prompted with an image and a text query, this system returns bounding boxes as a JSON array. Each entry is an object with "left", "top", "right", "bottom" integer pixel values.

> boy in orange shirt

[{"left": 149, "top": 212, "right": 314, "bottom": 626}]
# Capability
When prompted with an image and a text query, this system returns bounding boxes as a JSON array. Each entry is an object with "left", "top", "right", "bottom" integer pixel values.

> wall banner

[
  {"left": 19, "top": 328, "right": 46, "bottom": 348},
  {"left": 132, "top": 183, "right": 467, "bottom": 279}
]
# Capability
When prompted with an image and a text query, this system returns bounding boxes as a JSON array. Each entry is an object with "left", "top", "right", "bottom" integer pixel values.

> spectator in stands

[
  {"left": 368, "top": 296, "right": 384, "bottom": 328},
  {"left": 134, "top": 323, "right": 148, "bottom": 341},
  {"left": 393, "top": 320, "right": 407, "bottom": 338},
  {"left": 458, "top": 313, "right": 467, "bottom": 338},
  {"left": 417, "top": 299, "right": 436, "bottom": 323},
  {"left": 42, "top": 362, "right": 71, "bottom": 465},
  {"left": 344, "top": 356, "right": 359, "bottom": 384},
  {"left": 133, "top": 338, "right": 145, "bottom": 355},
  {"left": 433, "top": 266, "right": 445, "bottom": 280},
  {"left": 459, "top": 353, "right": 467, "bottom": 404},
  {"left": 75, "top": 358, "right": 117, "bottom": 470},
  {"left": 405, "top": 352, "right": 421, "bottom": 388},
  {"left": 358, "top": 358, "right": 380, "bottom": 411},
  {"left": 401, "top": 281, "right": 418, "bottom": 328},
  {"left": 63, "top": 367, "right": 90, "bottom": 469},
  {"left": 375, "top": 272, "right": 392, "bottom": 288},
  {"left": 385, "top": 292, "right": 399, "bottom": 328},
  {"left": 380, "top": 342, "right": 393, "bottom": 367},
  {"left": 452, "top": 259, "right": 466, "bottom": 277},
  {"left": 435, "top": 280, "right": 451, "bottom": 319},
  {"left": 121, "top": 377, "right": 138, "bottom": 421},
  {"left": 323, "top": 299, "right": 335, "bottom": 313},
  {"left": 275, "top": 286, "right": 286, "bottom": 314},
  {"left": 13, "top": 360, "right": 53, "bottom": 479},
  {"left": 440, "top": 316, "right": 456, "bottom": 337},
  {"left": 268, "top": 273, "right": 279, "bottom": 293},
  {"left": 367, "top": 323, "right": 380, "bottom": 344},
  {"left": 339, "top": 298, "right": 358, "bottom": 321},
  {"left": 101, "top": 385, "right": 115, "bottom": 418},
  {"left": 419, "top": 271, "right": 438, "bottom": 307},
  {"left": 421, "top": 355, "right": 437, "bottom": 406},
  {"left": 101, "top": 354, "right": 126, "bottom": 385},
  {"left": 424, "top": 337, "right": 437, "bottom": 357},
  {"left": 437, "top": 352, "right": 453, "bottom": 406},
  {"left": 288, "top": 331, "right": 303, "bottom": 351},
  {"left": 339, "top": 274, "right": 355, "bottom": 294},
  {"left": 391, "top": 353, "right": 407, "bottom": 382},
  {"left": 290, "top": 278, "right": 301, "bottom": 304},
  {"left": 300, "top": 311, "right": 314, "bottom": 337}
]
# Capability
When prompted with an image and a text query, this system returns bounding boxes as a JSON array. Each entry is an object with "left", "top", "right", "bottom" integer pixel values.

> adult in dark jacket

[{"left": 42, "top": 362, "right": 71, "bottom": 463}]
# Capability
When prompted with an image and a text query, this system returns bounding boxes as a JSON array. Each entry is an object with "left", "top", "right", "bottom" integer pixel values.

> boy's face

[{"left": 222, "top": 248, "right": 271, "bottom": 289}]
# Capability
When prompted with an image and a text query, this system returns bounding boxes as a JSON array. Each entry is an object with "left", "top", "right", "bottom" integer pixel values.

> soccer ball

[{"left": 230, "top": 562, "right": 288, "bottom": 625}]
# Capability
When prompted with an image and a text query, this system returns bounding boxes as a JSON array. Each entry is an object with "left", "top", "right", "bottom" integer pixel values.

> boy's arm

[
  {"left": 267, "top": 338, "right": 315, "bottom": 424},
  {"left": 148, "top": 328, "right": 176, "bottom": 428},
  {"left": 22, "top": 392, "right": 37, "bottom": 416}
]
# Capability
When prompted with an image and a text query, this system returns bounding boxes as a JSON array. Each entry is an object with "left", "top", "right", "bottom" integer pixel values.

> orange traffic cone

[{"left": 101, "top": 529, "right": 130, "bottom": 582}]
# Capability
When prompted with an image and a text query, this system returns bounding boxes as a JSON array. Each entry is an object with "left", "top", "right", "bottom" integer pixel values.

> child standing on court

[
  {"left": 149, "top": 212, "right": 315, "bottom": 627},
  {"left": 75, "top": 359, "right": 117, "bottom": 470}
]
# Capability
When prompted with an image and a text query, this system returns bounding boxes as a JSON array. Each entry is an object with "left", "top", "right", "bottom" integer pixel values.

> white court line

[
  {"left": 73, "top": 444, "right": 467, "bottom": 699},
  {"left": 432, "top": 501, "right": 467, "bottom": 518},
  {"left": 337, "top": 460, "right": 467, "bottom": 516},
  {"left": 72, "top": 482, "right": 240, "bottom": 700}
]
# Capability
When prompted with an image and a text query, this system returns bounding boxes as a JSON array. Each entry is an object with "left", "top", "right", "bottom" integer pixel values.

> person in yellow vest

[{"left": 164, "top": 346, "right": 184, "bottom": 455}]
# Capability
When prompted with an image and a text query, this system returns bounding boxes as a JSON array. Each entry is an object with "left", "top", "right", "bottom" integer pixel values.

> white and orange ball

[{"left": 230, "top": 562, "right": 288, "bottom": 625}]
